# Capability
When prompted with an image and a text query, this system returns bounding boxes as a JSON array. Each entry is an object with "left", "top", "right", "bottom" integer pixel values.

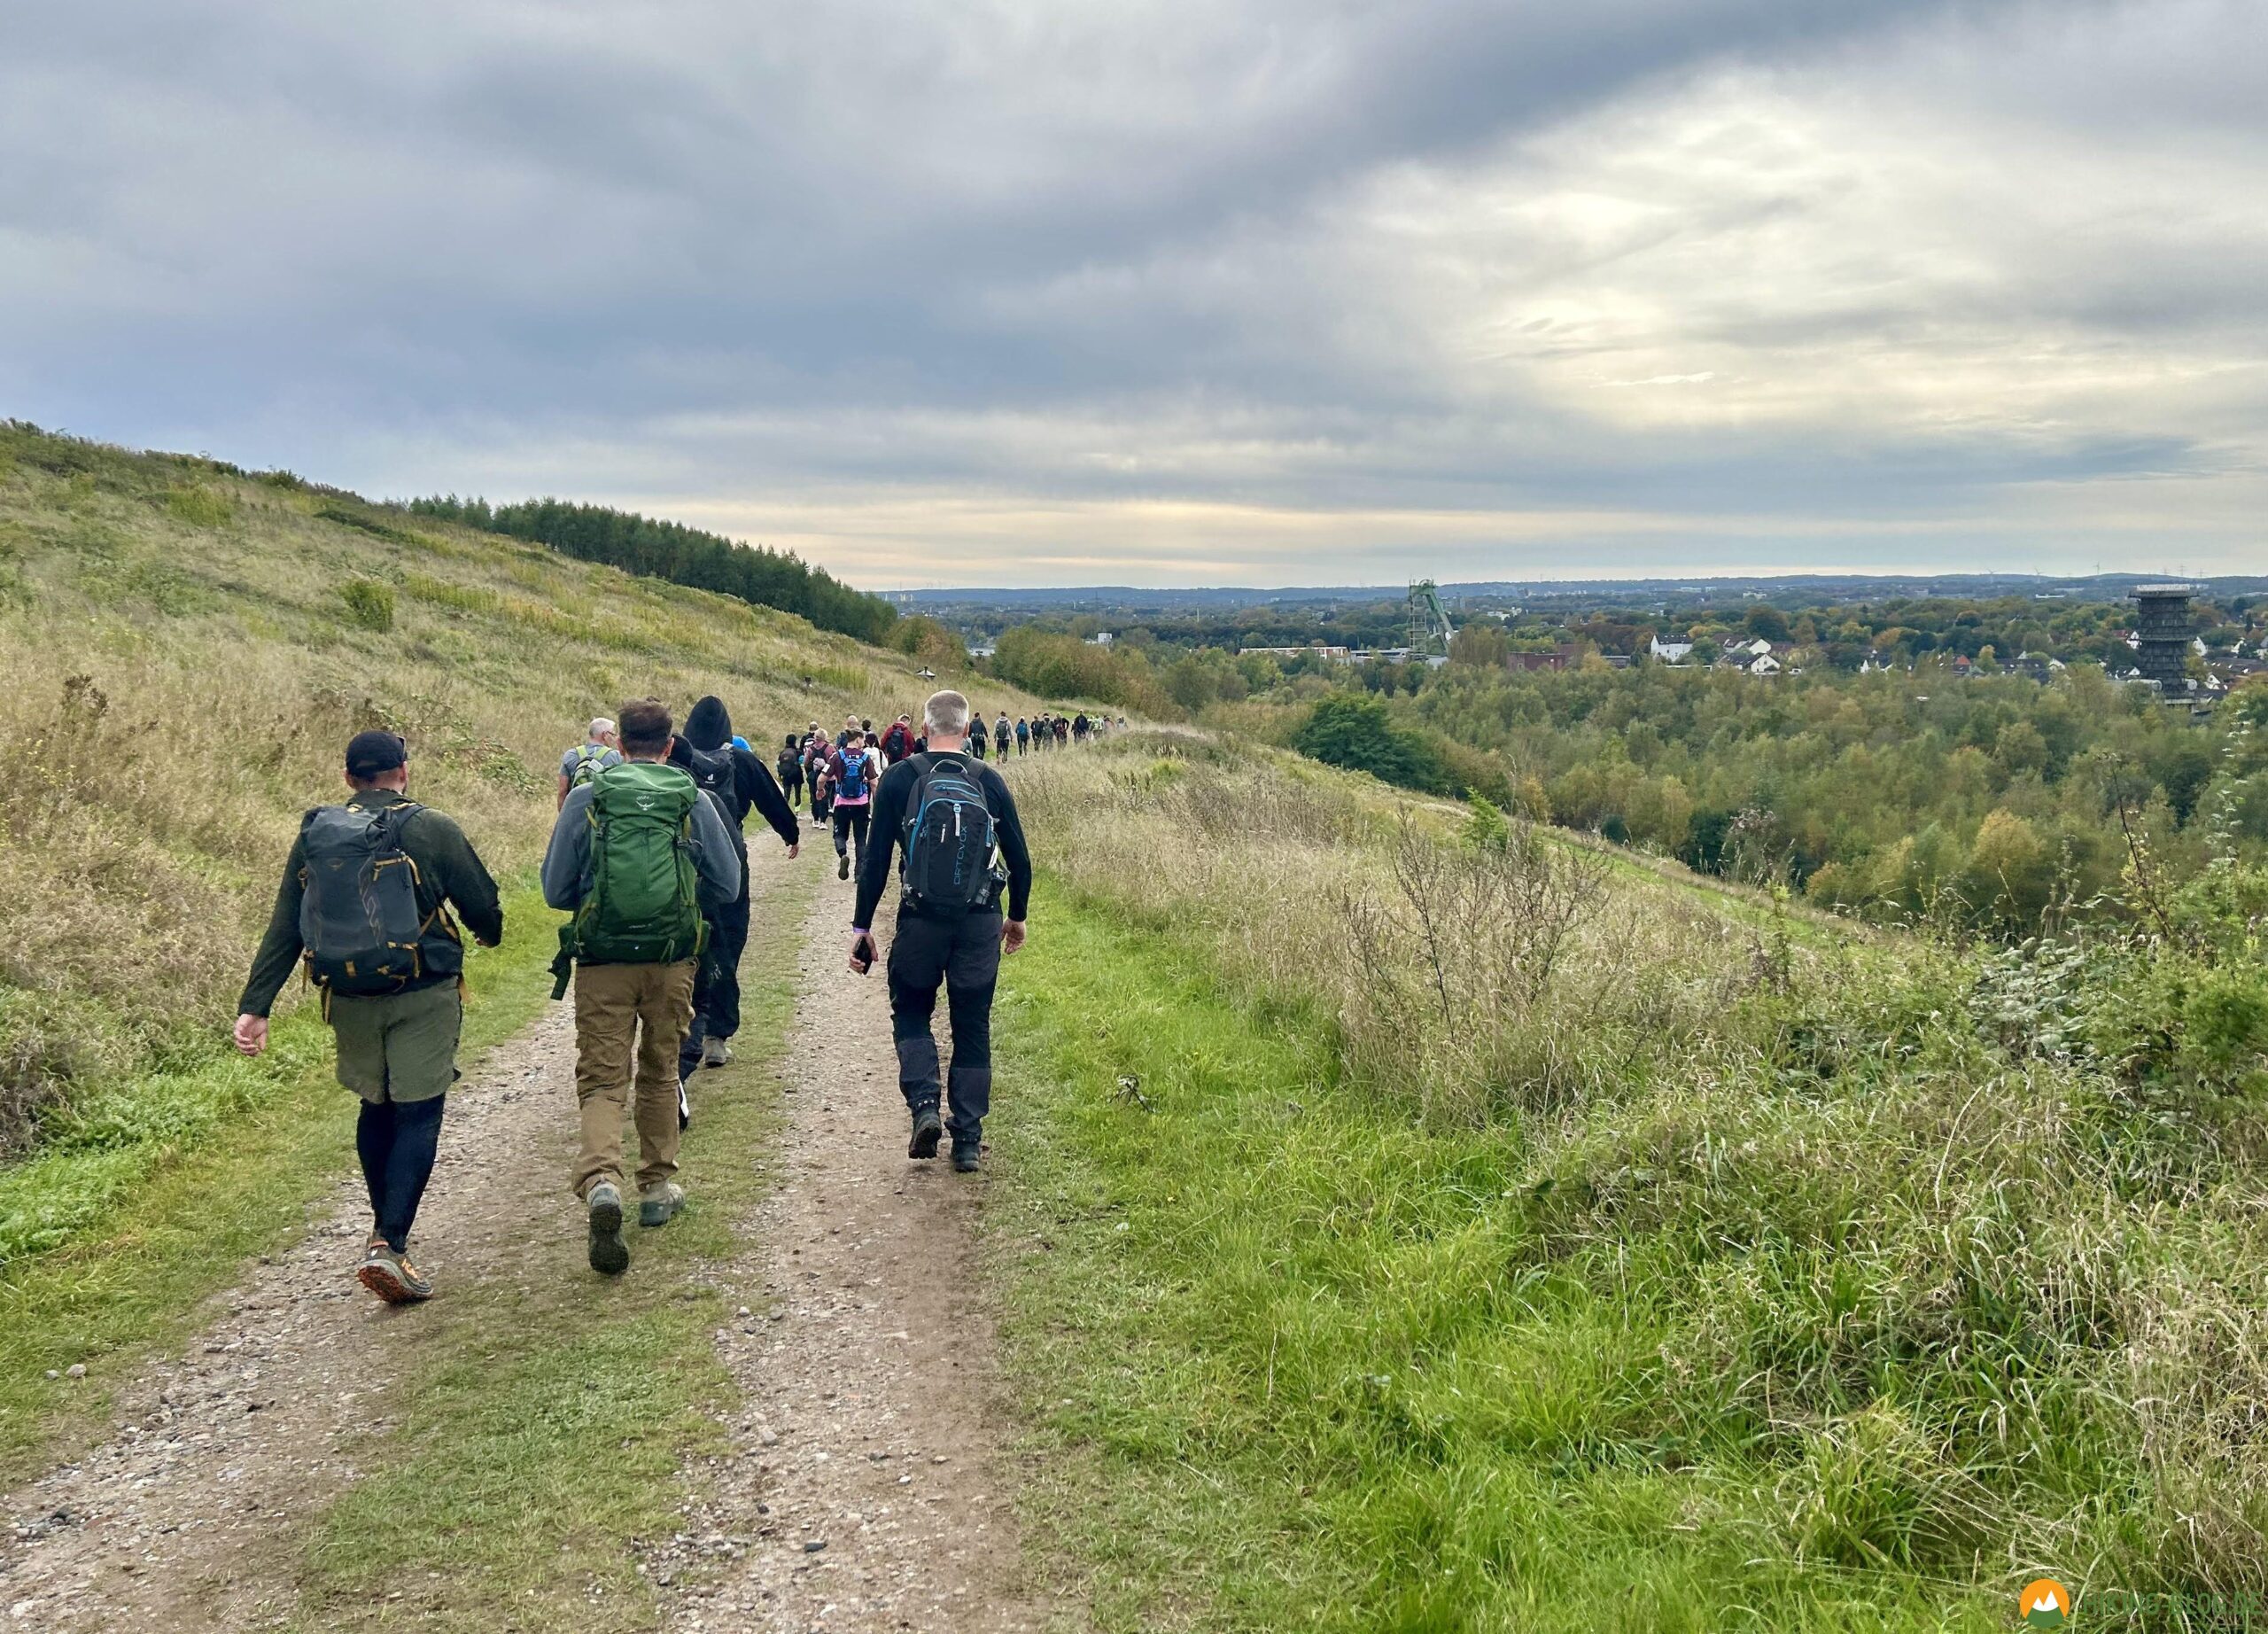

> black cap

[{"left": 345, "top": 729, "right": 408, "bottom": 778}]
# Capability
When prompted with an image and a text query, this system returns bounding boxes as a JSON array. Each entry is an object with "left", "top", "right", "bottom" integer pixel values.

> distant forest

[{"left": 409, "top": 495, "right": 896, "bottom": 643}]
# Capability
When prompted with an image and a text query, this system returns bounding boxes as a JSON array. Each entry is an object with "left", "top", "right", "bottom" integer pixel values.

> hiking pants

[
  {"left": 571, "top": 959, "right": 697, "bottom": 1199},
  {"left": 832, "top": 802, "right": 871, "bottom": 873},
  {"left": 888, "top": 908, "right": 1003, "bottom": 1145},
  {"left": 329, "top": 982, "right": 461, "bottom": 1103},
  {"left": 357, "top": 1093, "right": 446, "bottom": 1254},
  {"left": 677, "top": 892, "right": 751, "bottom": 1082},
  {"left": 780, "top": 767, "right": 804, "bottom": 809}
]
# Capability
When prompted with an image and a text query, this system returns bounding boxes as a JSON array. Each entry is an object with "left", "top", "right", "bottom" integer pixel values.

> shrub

[
  {"left": 164, "top": 486, "right": 234, "bottom": 527},
  {"left": 338, "top": 579, "right": 395, "bottom": 631},
  {"left": 1293, "top": 693, "right": 1448, "bottom": 793}
]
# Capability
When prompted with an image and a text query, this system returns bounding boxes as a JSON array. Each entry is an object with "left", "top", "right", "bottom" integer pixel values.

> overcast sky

[{"left": 3, "top": 1, "right": 2262, "bottom": 587}]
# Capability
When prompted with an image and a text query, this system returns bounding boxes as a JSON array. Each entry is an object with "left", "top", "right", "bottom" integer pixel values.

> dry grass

[{"left": 0, "top": 422, "right": 1059, "bottom": 1159}]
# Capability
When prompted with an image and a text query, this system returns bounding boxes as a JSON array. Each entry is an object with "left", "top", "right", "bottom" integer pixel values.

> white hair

[
  {"left": 923, "top": 689, "right": 971, "bottom": 737},
  {"left": 587, "top": 717, "right": 616, "bottom": 743}
]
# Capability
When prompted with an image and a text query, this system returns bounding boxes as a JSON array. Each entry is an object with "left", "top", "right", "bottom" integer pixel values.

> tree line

[{"left": 409, "top": 495, "right": 896, "bottom": 643}]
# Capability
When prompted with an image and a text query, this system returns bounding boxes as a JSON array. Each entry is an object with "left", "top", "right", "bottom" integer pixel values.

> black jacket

[{"left": 854, "top": 751, "right": 1032, "bottom": 928}]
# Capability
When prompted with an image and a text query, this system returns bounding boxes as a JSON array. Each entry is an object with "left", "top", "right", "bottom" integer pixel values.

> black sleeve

[
  {"left": 853, "top": 761, "right": 916, "bottom": 928},
  {"left": 983, "top": 767, "right": 1033, "bottom": 922},
  {"left": 237, "top": 833, "right": 310, "bottom": 1017},
  {"left": 737, "top": 750, "right": 799, "bottom": 849}
]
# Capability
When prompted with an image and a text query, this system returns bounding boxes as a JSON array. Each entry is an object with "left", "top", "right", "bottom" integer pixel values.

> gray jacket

[{"left": 541, "top": 776, "right": 742, "bottom": 913}]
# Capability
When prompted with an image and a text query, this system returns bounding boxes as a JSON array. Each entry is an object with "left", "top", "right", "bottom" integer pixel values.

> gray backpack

[{"left": 298, "top": 804, "right": 441, "bottom": 994}]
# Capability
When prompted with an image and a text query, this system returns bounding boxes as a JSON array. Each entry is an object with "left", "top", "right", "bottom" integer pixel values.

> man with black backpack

[
  {"left": 850, "top": 690, "right": 1031, "bottom": 1172},
  {"left": 233, "top": 730, "right": 504, "bottom": 1305},
  {"left": 543, "top": 699, "right": 742, "bottom": 1276}
]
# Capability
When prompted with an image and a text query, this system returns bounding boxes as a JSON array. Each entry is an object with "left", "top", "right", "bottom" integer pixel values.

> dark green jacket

[{"left": 237, "top": 790, "right": 504, "bottom": 1016}]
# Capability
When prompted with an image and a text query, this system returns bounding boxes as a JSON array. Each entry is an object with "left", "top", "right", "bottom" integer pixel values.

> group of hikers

[{"left": 233, "top": 687, "right": 1069, "bottom": 1303}]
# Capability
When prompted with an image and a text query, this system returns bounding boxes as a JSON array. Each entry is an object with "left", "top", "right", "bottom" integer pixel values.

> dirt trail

[
  {"left": 0, "top": 1004, "right": 584, "bottom": 1632},
  {"left": 2, "top": 841, "right": 1053, "bottom": 1633},
  {"left": 655, "top": 872, "right": 1048, "bottom": 1632}
]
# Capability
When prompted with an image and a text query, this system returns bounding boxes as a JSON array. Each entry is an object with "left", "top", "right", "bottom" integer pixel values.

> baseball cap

[{"left": 345, "top": 729, "right": 409, "bottom": 778}]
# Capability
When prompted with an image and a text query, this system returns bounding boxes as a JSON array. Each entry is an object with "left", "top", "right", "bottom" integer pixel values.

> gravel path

[
  {"left": 2, "top": 842, "right": 1056, "bottom": 1633},
  {"left": 656, "top": 874, "right": 1051, "bottom": 1633},
  {"left": 0, "top": 1005, "right": 582, "bottom": 1633}
]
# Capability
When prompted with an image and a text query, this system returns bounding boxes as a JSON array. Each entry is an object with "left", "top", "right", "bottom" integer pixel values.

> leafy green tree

[{"left": 1293, "top": 694, "right": 1446, "bottom": 792}]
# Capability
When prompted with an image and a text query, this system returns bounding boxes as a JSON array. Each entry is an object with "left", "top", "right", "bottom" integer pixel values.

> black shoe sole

[
  {"left": 587, "top": 1194, "right": 629, "bottom": 1276},
  {"left": 838, "top": 857, "right": 850, "bottom": 879},
  {"left": 909, "top": 1111, "right": 942, "bottom": 1159}
]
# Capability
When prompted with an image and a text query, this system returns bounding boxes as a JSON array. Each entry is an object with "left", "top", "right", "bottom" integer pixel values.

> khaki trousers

[{"left": 571, "top": 959, "right": 696, "bottom": 1199}]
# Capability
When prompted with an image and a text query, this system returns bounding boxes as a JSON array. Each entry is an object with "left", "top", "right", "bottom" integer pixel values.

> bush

[
  {"left": 164, "top": 486, "right": 234, "bottom": 528},
  {"left": 1293, "top": 693, "right": 1448, "bottom": 793},
  {"left": 338, "top": 579, "right": 396, "bottom": 631}
]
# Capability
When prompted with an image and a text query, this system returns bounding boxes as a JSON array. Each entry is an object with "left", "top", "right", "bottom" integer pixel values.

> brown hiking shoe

[{"left": 357, "top": 1243, "right": 434, "bottom": 1303}]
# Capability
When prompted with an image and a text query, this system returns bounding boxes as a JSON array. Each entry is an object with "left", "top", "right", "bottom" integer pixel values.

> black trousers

[
  {"left": 780, "top": 768, "right": 804, "bottom": 808},
  {"left": 832, "top": 803, "right": 871, "bottom": 869},
  {"left": 357, "top": 1093, "right": 446, "bottom": 1253},
  {"left": 679, "top": 891, "right": 751, "bottom": 1084},
  {"left": 888, "top": 908, "right": 1003, "bottom": 1144}
]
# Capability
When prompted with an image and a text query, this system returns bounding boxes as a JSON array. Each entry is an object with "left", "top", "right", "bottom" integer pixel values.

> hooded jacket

[{"left": 674, "top": 696, "right": 800, "bottom": 874}]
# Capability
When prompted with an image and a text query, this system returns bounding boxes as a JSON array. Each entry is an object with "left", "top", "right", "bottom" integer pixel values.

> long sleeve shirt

[
  {"left": 237, "top": 790, "right": 503, "bottom": 1016},
  {"left": 854, "top": 751, "right": 1032, "bottom": 929},
  {"left": 540, "top": 772, "right": 742, "bottom": 913}
]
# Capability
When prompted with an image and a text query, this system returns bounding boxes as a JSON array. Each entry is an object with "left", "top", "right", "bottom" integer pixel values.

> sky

[{"left": 2, "top": 0, "right": 2264, "bottom": 588}]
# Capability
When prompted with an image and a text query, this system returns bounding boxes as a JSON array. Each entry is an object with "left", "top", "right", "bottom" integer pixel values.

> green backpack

[{"left": 571, "top": 762, "right": 706, "bottom": 965}]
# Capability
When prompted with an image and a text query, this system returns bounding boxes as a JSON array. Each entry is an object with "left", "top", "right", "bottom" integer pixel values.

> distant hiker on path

[
  {"left": 557, "top": 717, "right": 621, "bottom": 810},
  {"left": 993, "top": 712, "right": 1012, "bottom": 759},
  {"left": 777, "top": 734, "right": 805, "bottom": 811},
  {"left": 543, "top": 699, "right": 742, "bottom": 1276},
  {"left": 1014, "top": 715, "right": 1030, "bottom": 756},
  {"left": 234, "top": 729, "right": 504, "bottom": 1304},
  {"left": 968, "top": 716, "right": 988, "bottom": 761},
  {"left": 672, "top": 696, "right": 800, "bottom": 1078},
  {"left": 850, "top": 690, "right": 1032, "bottom": 1172},
  {"left": 882, "top": 713, "right": 916, "bottom": 766},
  {"left": 828, "top": 729, "right": 881, "bottom": 880}
]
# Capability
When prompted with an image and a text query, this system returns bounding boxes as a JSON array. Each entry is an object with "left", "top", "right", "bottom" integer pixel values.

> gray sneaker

[
  {"left": 357, "top": 1242, "right": 434, "bottom": 1303},
  {"left": 700, "top": 1036, "right": 731, "bottom": 1069},
  {"left": 586, "top": 1182, "right": 629, "bottom": 1275},
  {"left": 639, "top": 1180, "right": 686, "bottom": 1228}
]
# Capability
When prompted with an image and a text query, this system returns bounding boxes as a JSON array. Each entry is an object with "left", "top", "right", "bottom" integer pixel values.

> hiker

[
  {"left": 558, "top": 717, "right": 621, "bottom": 810},
  {"left": 1072, "top": 712, "right": 1091, "bottom": 743},
  {"left": 543, "top": 698, "right": 742, "bottom": 1276},
  {"left": 993, "top": 712, "right": 1011, "bottom": 759},
  {"left": 850, "top": 690, "right": 1032, "bottom": 1172},
  {"left": 776, "top": 734, "right": 804, "bottom": 811},
  {"left": 234, "top": 730, "right": 503, "bottom": 1304},
  {"left": 1014, "top": 716, "right": 1030, "bottom": 756},
  {"left": 672, "top": 696, "right": 800, "bottom": 1077},
  {"left": 968, "top": 715, "right": 988, "bottom": 761},
  {"left": 828, "top": 729, "right": 880, "bottom": 881},
  {"left": 809, "top": 738, "right": 835, "bottom": 825},
  {"left": 835, "top": 712, "right": 862, "bottom": 750},
  {"left": 882, "top": 713, "right": 915, "bottom": 766}
]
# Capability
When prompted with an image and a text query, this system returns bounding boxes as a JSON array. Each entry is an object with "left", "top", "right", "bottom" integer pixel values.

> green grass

[
  {"left": 989, "top": 882, "right": 2006, "bottom": 1633},
  {"left": 289, "top": 864, "right": 816, "bottom": 1632},
  {"left": 0, "top": 883, "right": 556, "bottom": 1483}
]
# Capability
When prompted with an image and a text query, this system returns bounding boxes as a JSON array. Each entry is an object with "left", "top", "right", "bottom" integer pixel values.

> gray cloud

[{"left": 2, "top": 0, "right": 2260, "bottom": 584}]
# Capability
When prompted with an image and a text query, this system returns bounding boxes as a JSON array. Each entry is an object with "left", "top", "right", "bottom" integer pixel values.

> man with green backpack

[
  {"left": 542, "top": 699, "right": 742, "bottom": 1275},
  {"left": 233, "top": 729, "right": 504, "bottom": 1305}
]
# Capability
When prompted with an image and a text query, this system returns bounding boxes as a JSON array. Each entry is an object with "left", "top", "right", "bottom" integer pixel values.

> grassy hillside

[
  {"left": 0, "top": 421, "right": 1065, "bottom": 1467},
  {"left": 987, "top": 735, "right": 2268, "bottom": 1630}
]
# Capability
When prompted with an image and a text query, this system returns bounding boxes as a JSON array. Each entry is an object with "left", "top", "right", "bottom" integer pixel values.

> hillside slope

[{"left": 0, "top": 422, "right": 1047, "bottom": 1155}]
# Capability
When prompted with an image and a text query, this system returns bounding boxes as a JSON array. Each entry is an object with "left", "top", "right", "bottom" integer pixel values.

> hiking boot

[
  {"left": 950, "top": 1141, "right": 982, "bottom": 1173},
  {"left": 837, "top": 852, "right": 850, "bottom": 880},
  {"left": 700, "top": 1035, "right": 731, "bottom": 1069},
  {"left": 908, "top": 1107, "right": 942, "bottom": 1160},
  {"left": 639, "top": 1180, "right": 686, "bottom": 1227},
  {"left": 357, "top": 1242, "right": 434, "bottom": 1303},
  {"left": 586, "top": 1182, "right": 629, "bottom": 1275}
]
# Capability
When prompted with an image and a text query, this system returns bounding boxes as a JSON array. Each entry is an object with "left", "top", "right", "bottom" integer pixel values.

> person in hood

[{"left": 674, "top": 696, "right": 802, "bottom": 1076}]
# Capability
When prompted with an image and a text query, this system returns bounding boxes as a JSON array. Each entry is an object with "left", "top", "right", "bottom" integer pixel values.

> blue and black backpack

[{"left": 898, "top": 754, "right": 1000, "bottom": 916}]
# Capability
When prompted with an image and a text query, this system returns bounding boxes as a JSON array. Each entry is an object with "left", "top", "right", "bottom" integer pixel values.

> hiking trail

[{"left": 0, "top": 845, "right": 1051, "bottom": 1632}]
